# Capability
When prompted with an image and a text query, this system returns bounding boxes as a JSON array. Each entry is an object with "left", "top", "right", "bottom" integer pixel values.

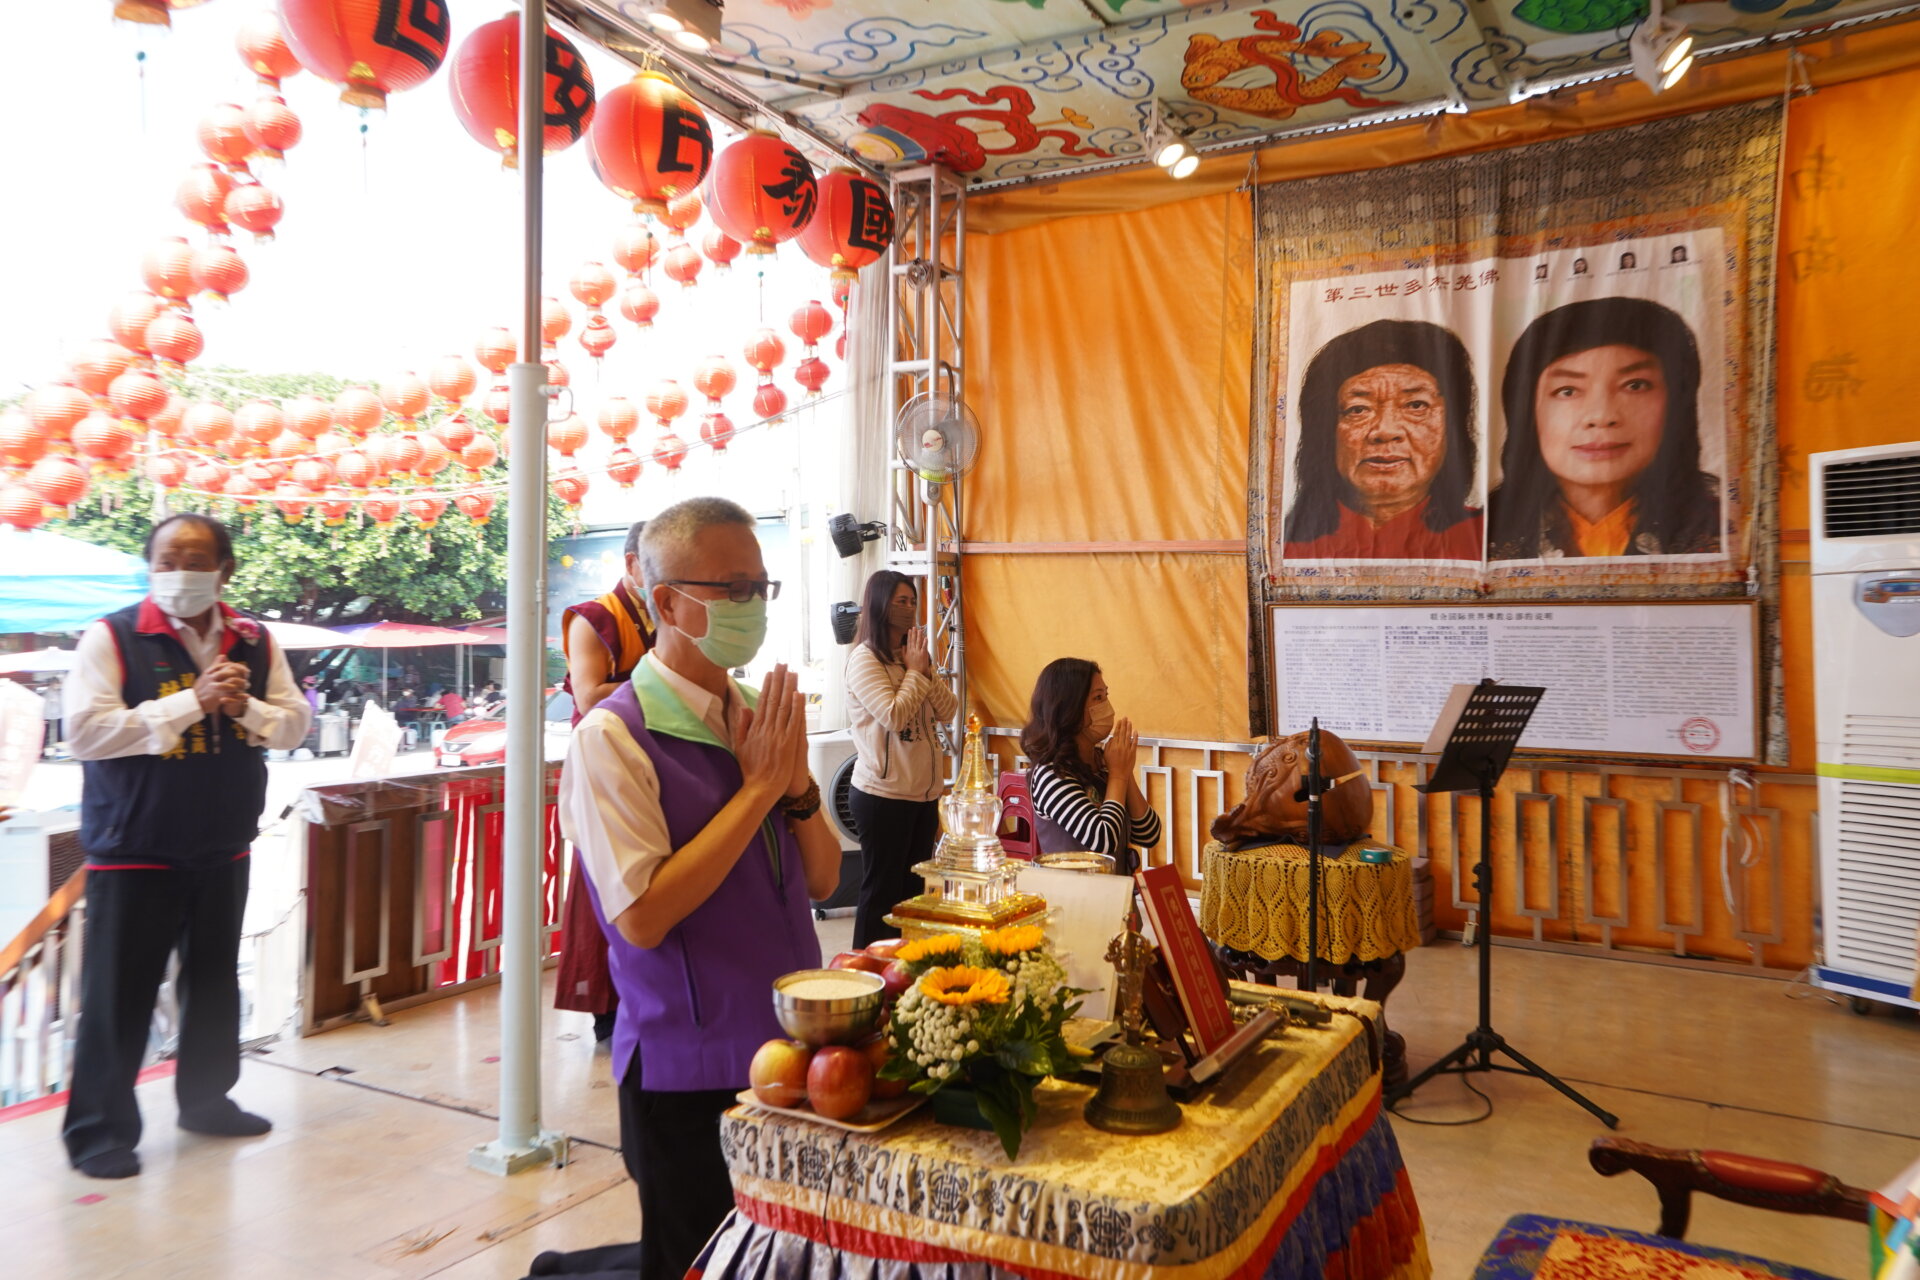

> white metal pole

[{"left": 471, "top": 0, "right": 564, "bottom": 1176}]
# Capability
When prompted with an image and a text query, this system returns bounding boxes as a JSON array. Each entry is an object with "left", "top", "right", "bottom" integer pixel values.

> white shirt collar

[{"left": 642, "top": 651, "right": 734, "bottom": 741}]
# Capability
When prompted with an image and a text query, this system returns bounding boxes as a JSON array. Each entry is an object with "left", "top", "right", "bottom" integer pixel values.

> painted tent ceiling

[{"left": 574, "top": 0, "right": 1916, "bottom": 187}]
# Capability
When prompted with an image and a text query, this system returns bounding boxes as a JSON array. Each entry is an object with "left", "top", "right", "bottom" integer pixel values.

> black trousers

[
  {"left": 848, "top": 789, "right": 942, "bottom": 949},
  {"left": 618, "top": 1057, "right": 738, "bottom": 1280},
  {"left": 63, "top": 857, "right": 249, "bottom": 1166}
]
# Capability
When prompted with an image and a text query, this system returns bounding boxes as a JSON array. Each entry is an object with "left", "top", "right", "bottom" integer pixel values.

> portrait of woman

[
  {"left": 1488, "top": 297, "right": 1720, "bottom": 560},
  {"left": 1618, "top": 252, "right": 1638, "bottom": 270},
  {"left": 1282, "top": 319, "right": 1484, "bottom": 561}
]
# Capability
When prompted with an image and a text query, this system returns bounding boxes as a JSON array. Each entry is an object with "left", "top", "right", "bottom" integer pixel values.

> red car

[{"left": 436, "top": 687, "right": 575, "bottom": 767}]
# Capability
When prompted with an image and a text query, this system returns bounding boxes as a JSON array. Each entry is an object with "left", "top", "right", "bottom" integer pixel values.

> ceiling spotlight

[
  {"left": 670, "top": 27, "right": 711, "bottom": 51},
  {"left": 1143, "top": 103, "right": 1199, "bottom": 180},
  {"left": 1170, "top": 152, "right": 1200, "bottom": 180},
  {"left": 1630, "top": 0, "right": 1694, "bottom": 93},
  {"left": 1153, "top": 136, "right": 1187, "bottom": 168},
  {"left": 625, "top": 0, "right": 722, "bottom": 53}
]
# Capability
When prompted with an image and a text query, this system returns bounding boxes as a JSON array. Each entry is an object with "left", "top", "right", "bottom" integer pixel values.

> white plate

[{"left": 732, "top": 1089, "right": 925, "bottom": 1134}]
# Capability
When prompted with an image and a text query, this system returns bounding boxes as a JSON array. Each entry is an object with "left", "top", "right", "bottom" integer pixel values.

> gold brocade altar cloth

[
  {"left": 1200, "top": 840, "right": 1422, "bottom": 965},
  {"left": 700, "top": 994, "right": 1430, "bottom": 1280}
]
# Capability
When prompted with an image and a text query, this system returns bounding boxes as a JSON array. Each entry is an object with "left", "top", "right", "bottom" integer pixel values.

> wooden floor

[{"left": 2, "top": 914, "right": 1911, "bottom": 1279}]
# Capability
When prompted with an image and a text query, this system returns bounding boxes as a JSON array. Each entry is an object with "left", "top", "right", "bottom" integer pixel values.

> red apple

[
  {"left": 806, "top": 1044, "right": 874, "bottom": 1120},
  {"left": 749, "top": 1039, "right": 813, "bottom": 1109},
  {"left": 828, "top": 951, "right": 887, "bottom": 975},
  {"left": 861, "top": 1034, "right": 908, "bottom": 1100},
  {"left": 863, "top": 938, "right": 907, "bottom": 963},
  {"left": 879, "top": 959, "right": 914, "bottom": 1001}
]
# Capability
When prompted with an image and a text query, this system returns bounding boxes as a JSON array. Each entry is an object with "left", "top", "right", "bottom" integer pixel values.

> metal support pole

[{"left": 470, "top": 0, "right": 567, "bottom": 1177}]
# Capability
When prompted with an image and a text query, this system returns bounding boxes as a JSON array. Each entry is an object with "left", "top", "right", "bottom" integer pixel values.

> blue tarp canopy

[{"left": 0, "top": 529, "right": 148, "bottom": 634}]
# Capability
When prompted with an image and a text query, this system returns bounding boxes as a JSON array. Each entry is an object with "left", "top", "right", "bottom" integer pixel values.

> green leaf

[
  {"left": 995, "top": 1038, "right": 1052, "bottom": 1078},
  {"left": 971, "top": 1074, "right": 1027, "bottom": 1160}
]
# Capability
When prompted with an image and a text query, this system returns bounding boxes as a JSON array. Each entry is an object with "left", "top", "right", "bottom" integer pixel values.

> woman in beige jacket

[{"left": 844, "top": 570, "right": 958, "bottom": 946}]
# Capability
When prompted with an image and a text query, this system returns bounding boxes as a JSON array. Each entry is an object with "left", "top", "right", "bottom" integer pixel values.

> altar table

[{"left": 691, "top": 994, "right": 1429, "bottom": 1280}]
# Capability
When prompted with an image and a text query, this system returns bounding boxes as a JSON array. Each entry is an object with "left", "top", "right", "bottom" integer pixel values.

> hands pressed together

[
  {"left": 193, "top": 660, "right": 252, "bottom": 718},
  {"left": 1102, "top": 715, "right": 1140, "bottom": 777},
  {"left": 902, "top": 626, "right": 932, "bottom": 676},
  {"left": 733, "top": 664, "right": 811, "bottom": 805}
]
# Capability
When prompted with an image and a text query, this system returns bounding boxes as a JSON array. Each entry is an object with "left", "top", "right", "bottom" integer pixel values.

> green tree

[{"left": 49, "top": 366, "right": 562, "bottom": 625}]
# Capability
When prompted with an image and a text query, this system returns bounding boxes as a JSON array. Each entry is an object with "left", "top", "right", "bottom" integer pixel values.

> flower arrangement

[{"left": 880, "top": 925, "right": 1080, "bottom": 1158}]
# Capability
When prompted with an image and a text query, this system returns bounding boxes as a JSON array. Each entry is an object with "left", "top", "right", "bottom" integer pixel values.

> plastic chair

[{"left": 998, "top": 771, "right": 1038, "bottom": 861}]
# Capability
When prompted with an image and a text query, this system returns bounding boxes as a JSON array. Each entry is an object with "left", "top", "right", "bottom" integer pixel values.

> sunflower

[
  {"left": 896, "top": 934, "right": 967, "bottom": 965},
  {"left": 980, "top": 925, "right": 1045, "bottom": 957},
  {"left": 920, "top": 965, "right": 1013, "bottom": 1007}
]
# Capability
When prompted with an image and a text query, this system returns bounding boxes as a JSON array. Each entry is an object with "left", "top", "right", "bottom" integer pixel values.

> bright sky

[{"left": 0, "top": 2, "right": 851, "bottom": 526}]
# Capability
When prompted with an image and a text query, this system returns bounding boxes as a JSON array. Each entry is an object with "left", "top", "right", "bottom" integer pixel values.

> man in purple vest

[{"left": 559, "top": 496, "right": 839, "bottom": 1279}]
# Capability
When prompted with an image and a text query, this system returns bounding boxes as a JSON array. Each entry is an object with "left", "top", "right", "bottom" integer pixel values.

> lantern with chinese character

[
  {"left": 278, "top": 0, "right": 451, "bottom": 111},
  {"left": 236, "top": 10, "right": 303, "bottom": 87},
  {"left": 587, "top": 71, "right": 713, "bottom": 217},
  {"left": 607, "top": 446, "right": 642, "bottom": 488},
  {"left": 702, "top": 228, "right": 741, "bottom": 272},
  {"left": 799, "top": 169, "right": 895, "bottom": 280},
  {"left": 699, "top": 411, "right": 735, "bottom": 453},
  {"left": 380, "top": 372, "right": 430, "bottom": 425},
  {"left": 145, "top": 312, "right": 206, "bottom": 369},
  {"left": 449, "top": 15, "right": 597, "bottom": 167},
  {"left": 243, "top": 95, "right": 303, "bottom": 163},
  {"left": 224, "top": 183, "right": 285, "bottom": 243},
  {"left": 704, "top": 132, "right": 817, "bottom": 255},
  {"left": 191, "top": 244, "right": 250, "bottom": 304},
  {"left": 619, "top": 282, "right": 660, "bottom": 328}
]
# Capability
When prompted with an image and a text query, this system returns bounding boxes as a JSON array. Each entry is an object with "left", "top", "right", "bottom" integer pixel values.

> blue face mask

[{"left": 670, "top": 588, "right": 768, "bottom": 669}]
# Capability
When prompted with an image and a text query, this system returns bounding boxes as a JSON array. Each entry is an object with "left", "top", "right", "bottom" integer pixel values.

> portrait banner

[{"left": 1245, "top": 103, "right": 1783, "bottom": 755}]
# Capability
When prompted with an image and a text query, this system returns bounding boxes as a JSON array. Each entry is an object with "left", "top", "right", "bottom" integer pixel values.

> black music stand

[{"left": 1388, "top": 679, "right": 1619, "bottom": 1127}]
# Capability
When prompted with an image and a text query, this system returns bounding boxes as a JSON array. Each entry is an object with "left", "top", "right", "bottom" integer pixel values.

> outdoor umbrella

[
  {"left": 329, "top": 620, "right": 488, "bottom": 703},
  {"left": 0, "top": 529, "right": 147, "bottom": 633},
  {"left": 264, "top": 619, "right": 356, "bottom": 651}
]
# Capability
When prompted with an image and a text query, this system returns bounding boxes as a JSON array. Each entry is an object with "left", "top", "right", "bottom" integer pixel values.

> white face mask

[{"left": 150, "top": 569, "right": 222, "bottom": 619}]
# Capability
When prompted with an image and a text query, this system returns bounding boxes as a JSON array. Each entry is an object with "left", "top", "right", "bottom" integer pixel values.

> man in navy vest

[
  {"left": 62, "top": 514, "right": 312, "bottom": 1179},
  {"left": 559, "top": 496, "right": 839, "bottom": 1278}
]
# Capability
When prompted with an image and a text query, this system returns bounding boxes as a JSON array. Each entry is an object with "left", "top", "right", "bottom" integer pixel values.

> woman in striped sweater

[{"left": 1021, "top": 658, "right": 1161, "bottom": 875}]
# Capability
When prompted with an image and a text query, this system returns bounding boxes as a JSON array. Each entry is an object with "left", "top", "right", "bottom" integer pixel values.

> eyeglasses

[{"left": 664, "top": 579, "right": 782, "bottom": 603}]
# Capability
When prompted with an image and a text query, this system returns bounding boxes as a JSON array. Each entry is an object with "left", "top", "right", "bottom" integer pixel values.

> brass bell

[{"left": 1083, "top": 1041, "right": 1182, "bottom": 1134}]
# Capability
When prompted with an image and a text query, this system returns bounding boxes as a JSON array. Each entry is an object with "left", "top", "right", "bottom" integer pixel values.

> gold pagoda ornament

[{"left": 884, "top": 714, "right": 1048, "bottom": 938}]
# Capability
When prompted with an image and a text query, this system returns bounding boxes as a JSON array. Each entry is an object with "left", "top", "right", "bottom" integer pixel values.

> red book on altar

[{"left": 1134, "top": 864, "right": 1237, "bottom": 1057}]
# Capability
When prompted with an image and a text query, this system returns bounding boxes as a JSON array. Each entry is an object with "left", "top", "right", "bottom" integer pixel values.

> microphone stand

[{"left": 1304, "top": 718, "right": 1324, "bottom": 994}]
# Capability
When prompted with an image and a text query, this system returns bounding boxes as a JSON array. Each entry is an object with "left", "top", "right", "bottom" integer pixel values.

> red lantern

[
  {"left": 176, "top": 164, "right": 237, "bottom": 233},
  {"left": 652, "top": 433, "right": 689, "bottom": 472},
  {"left": 431, "top": 354, "right": 478, "bottom": 402},
  {"left": 661, "top": 190, "right": 703, "bottom": 236},
  {"left": 645, "top": 381, "right": 689, "bottom": 428},
  {"left": 0, "top": 486, "right": 45, "bottom": 531},
  {"left": 459, "top": 434, "right": 498, "bottom": 471},
  {"left": 242, "top": 96, "right": 304, "bottom": 162},
  {"left": 597, "top": 397, "right": 639, "bottom": 443},
  {"left": 702, "top": 228, "right": 741, "bottom": 272},
  {"left": 607, "top": 446, "right": 643, "bottom": 488},
  {"left": 579, "top": 314, "right": 618, "bottom": 361},
  {"left": 415, "top": 434, "right": 451, "bottom": 476},
  {"left": 184, "top": 401, "right": 234, "bottom": 448},
  {"left": 0, "top": 413, "right": 46, "bottom": 468},
  {"left": 432, "top": 411, "right": 476, "bottom": 452},
  {"left": 147, "top": 451, "right": 189, "bottom": 491},
  {"left": 334, "top": 386, "right": 383, "bottom": 436},
  {"left": 476, "top": 328, "right": 516, "bottom": 375},
  {"left": 236, "top": 10, "right": 303, "bottom": 87},
  {"left": 199, "top": 104, "right": 255, "bottom": 171},
  {"left": 109, "top": 293, "right": 163, "bottom": 357},
  {"left": 108, "top": 370, "right": 168, "bottom": 423},
  {"left": 364, "top": 495, "right": 400, "bottom": 526},
  {"left": 544, "top": 357, "right": 571, "bottom": 389},
  {"left": 292, "top": 457, "right": 333, "bottom": 493},
  {"left": 388, "top": 434, "right": 426, "bottom": 475},
  {"left": 832, "top": 276, "right": 852, "bottom": 311},
  {"left": 27, "top": 383, "right": 93, "bottom": 440},
  {"left": 380, "top": 373, "right": 430, "bottom": 424},
  {"left": 837, "top": 332, "right": 847, "bottom": 361},
  {"left": 275, "top": 482, "right": 312, "bottom": 525},
  {"left": 790, "top": 300, "right": 834, "bottom": 347},
  {"left": 455, "top": 490, "right": 495, "bottom": 524},
  {"left": 26, "top": 455, "right": 90, "bottom": 510},
  {"left": 542, "top": 297, "right": 571, "bottom": 344},
  {"left": 613, "top": 225, "right": 660, "bottom": 277},
  {"left": 225, "top": 184, "right": 285, "bottom": 243},
  {"left": 75, "top": 412, "right": 136, "bottom": 461},
  {"left": 145, "top": 312, "right": 206, "bottom": 368},
  {"left": 278, "top": 0, "right": 451, "bottom": 111},
  {"left": 699, "top": 412, "right": 736, "bottom": 453},
  {"left": 482, "top": 384, "right": 513, "bottom": 426},
  {"left": 449, "top": 15, "right": 597, "bottom": 167},
  {"left": 704, "top": 133, "right": 817, "bottom": 255},
  {"left": 619, "top": 283, "right": 660, "bottom": 328},
  {"left": 335, "top": 449, "right": 374, "bottom": 488},
  {"left": 663, "top": 242, "right": 703, "bottom": 288},
  {"left": 753, "top": 383, "right": 789, "bottom": 422},
  {"left": 224, "top": 470, "right": 262, "bottom": 508},
  {"left": 587, "top": 72, "right": 713, "bottom": 217},
  {"left": 363, "top": 435, "right": 399, "bottom": 479},
  {"left": 552, "top": 469, "right": 590, "bottom": 506},
  {"left": 570, "top": 261, "right": 617, "bottom": 314},
  {"left": 743, "top": 328, "right": 786, "bottom": 375},
  {"left": 313, "top": 430, "right": 353, "bottom": 457},
  {"left": 283, "top": 396, "right": 329, "bottom": 441},
  {"left": 187, "top": 458, "right": 230, "bottom": 492},
  {"left": 319, "top": 489, "right": 353, "bottom": 524},
  {"left": 795, "top": 356, "right": 831, "bottom": 397},
  {"left": 799, "top": 169, "right": 895, "bottom": 281},
  {"left": 149, "top": 394, "right": 187, "bottom": 440},
  {"left": 237, "top": 400, "right": 288, "bottom": 448},
  {"left": 191, "top": 244, "right": 250, "bottom": 304},
  {"left": 268, "top": 432, "right": 308, "bottom": 463},
  {"left": 693, "top": 356, "right": 736, "bottom": 404},
  {"left": 406, "top": 493, "right": 448, "bottom": 528},
  {"left": 143, "top": 239, "right": 198, "bottom": 304},
  {"left": 548, "top": 414, "right": 587, "bottom": 456}
]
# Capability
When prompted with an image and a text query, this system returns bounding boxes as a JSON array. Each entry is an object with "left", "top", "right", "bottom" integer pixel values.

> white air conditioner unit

[{"left": 1809, "top": 442, "right": 1920, "bottom": 1012}]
